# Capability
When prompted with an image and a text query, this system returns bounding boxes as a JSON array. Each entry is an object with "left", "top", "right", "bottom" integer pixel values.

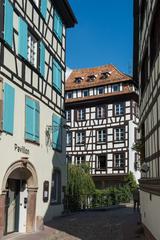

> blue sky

[{"left": 66, "top": 0, "right": 133, "bottom": 75}]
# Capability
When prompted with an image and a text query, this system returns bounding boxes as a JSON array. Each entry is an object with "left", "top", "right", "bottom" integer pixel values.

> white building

[
  {"left": 0, "top": 0, "right": 77, "bottom": 237},
  {"left": 65, "top": 65, "right": 140, "bottom": 188},
  {"left": 134, "top": 1, "right": 160, "bottom": 239}
]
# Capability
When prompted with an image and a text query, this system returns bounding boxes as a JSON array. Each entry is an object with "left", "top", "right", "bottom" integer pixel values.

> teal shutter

[
  {"left": 4, "top": 0, "right": 13, "bottom": 47},
  {"left": 40, "top": 42, "right": 45, "bottom": 77},
  {"left": 3, "top": 83, "right": 15, "bottom": 134},
  {"left": 40, "top": 0, "right": 47, "bottom": 19},
  {"left": 18, "top": 17, "right": 28, "bottom": 59},
  {"left": 25, "top": 97, "right": 40, "bottom": 142},
  {"left": 35, "top": 101, "right": 40, "bottom": 142},
  {"left": 25, "top": 97, "right": 35, "bottom": 141},
  {"left": 54, "top": 11, "right": 62, "bottom": 41},
  {"left": 52, "top": 114, "right": 62, "bottom": 151},
  {"left": 53, "top": 60, "right": 62, "bottom": 93}
]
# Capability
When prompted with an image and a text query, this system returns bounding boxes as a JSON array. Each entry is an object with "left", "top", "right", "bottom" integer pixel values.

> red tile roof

[{"left": 65, "top": 64, "right": 132, "bottom": 91}]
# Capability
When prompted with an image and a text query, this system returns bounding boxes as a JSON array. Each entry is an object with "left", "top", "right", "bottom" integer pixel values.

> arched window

[{"left": 50, "top": 169, "right": 61, "bottom": 204}]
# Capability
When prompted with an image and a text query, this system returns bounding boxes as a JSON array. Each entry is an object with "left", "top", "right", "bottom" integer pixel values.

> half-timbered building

[
  {"left": 134, "top": 1, "right": 160, "bottom": 239},
  {"left": 0, "top": 0, "right": 76, "bottom": 237},
  {"left": 65, "top": 65, "right": 140, "bottom": 189}
]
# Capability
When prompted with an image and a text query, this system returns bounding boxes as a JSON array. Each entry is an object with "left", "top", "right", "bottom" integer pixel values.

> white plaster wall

[
  {"left": 140, "top": 191, "right": 160, "bottom": 240},
  {"left": 128, "top": 121, "right": 140, "bottom": 181}
]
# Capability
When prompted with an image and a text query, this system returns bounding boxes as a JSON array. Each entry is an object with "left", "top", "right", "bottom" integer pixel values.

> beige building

[
  {"left": 0, "top": 0, "right": 76, "bottom": 237},
  {"left": 134, "top": 1, "right": 160, "bottom": 239}
]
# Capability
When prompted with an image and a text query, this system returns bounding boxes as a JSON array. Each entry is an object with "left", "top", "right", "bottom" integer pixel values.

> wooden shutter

[
  {"left": 52, "top": 114, "right": 62, "bottom": 151},
  {"left": 25, "top": 97, "right": 39, "bottom": 142},
  {"left": 4, "top": 0, "right": 13, "bottom": 47},
  {"left": 40, "top": 0, "right": 47, "bottom": 19},
  {"left": 54, "top": 11, "right": 62, "bottom": 41},
  {"left": 25, "top": 97, "right": 35, "bottom": 141},
  {"left": 18, "top": 17, "right": 28, "bottom": 59},
  {"left": 40, "top": 41, "right": 45, "bottom": 77},
  {"left": 35, "top": 101, "right": 40, "bottom": 142},
  {"left": 3, "top": 83, "right": 15, "bottom": 134},
  {"left": 53, "top": 60, "right": 62, "bottom": 93}
]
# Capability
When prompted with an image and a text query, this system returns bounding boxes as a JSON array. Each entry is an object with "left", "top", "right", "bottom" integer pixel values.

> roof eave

[{"left": 53, "top": 0, "right": 77, "bottom": 28}]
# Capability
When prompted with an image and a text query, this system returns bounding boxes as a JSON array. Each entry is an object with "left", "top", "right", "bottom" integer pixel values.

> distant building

[
  {"left": 65, "top": 65, "right": 140, "bottom": 189},
  {"left": 134, "top": 1, "right": 160, "bottom": 239},
  {"left": 0, "top": 0, "right": 76, "bottom": 237}
]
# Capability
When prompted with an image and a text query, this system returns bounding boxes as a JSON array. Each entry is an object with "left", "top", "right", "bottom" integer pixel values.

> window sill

[
  {"left": 114, "top": 140, "right": 125, "bottom": 144},
  {"left": 25, "top": 139, "right": 40, "bottom": 146},
  {"left": 113, "top": 167, "right": 125, "bottom": 170}
]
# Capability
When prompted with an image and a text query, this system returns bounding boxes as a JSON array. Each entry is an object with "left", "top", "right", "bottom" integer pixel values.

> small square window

[
  {"left": 83, "top": 89, "right": 89, "bottom": 97},
  {"left": 115, "top": 103, "right": 124, "bottom": 116},
  {"left": 97, "top": 87, "right": 105, "bottom": 95},
  {"left": 112, "top": 84, "right": 120, "bottom": 92}
]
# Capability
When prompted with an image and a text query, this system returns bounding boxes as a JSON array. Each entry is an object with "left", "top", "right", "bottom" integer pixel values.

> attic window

[
  {"left": 87, "top": 75, "right": 96, "bottom": 82},
  {"left": 101, "top": 71, "right": 111, "bottom": 79},
  {"left": 75, "top": 77, "right": 83, "bottom": 84}
]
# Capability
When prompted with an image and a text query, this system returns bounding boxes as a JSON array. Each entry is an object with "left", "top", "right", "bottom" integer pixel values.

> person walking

[{"left": 133, "top": 187, "right": 140, "bottom": 212}]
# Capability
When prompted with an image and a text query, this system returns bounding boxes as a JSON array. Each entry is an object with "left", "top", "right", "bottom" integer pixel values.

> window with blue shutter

[
  {"left": 54, "top": 11, "right": 63, "bottom": 41},
  {"left": 53, "top": 59, "right": 62, "bottom": 93},
  {"left": 3, "top": 83, "right": 15, "bottom": 134},
  {"left": 25, "top": 97, "right": 40, "bottom": 142},
  {"left": 40, "top": 0, "right": 47, "bottom": 19},
  {"left": 40, "top": 41, "right": 45, "bottom": 77},
  {"left": 52, "top": 114, "right": 62, "bottom": 151},
  {"left": 4, "top": 0, "right": 13, "bottom": 47},
  {"left": 18, "top": 17, "right": 28, "bottom": 59}
]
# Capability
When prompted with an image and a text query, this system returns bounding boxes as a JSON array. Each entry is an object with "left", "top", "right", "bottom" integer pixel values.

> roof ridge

[{"left": 69, "top": 64, "right": 114, "bottom": 73}]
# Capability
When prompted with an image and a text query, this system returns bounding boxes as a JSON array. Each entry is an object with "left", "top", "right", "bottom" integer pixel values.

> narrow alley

[{"left": 3, "top": 205, "right": 144, "bottom": 240}]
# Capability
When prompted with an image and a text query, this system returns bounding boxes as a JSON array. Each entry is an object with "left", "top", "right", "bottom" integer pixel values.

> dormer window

[
  {"left": 75, "top": 77, "right": 83, "bottom": 84},
  {"left": 101, "top": 71, "right": 111, "bottom": 79},
  {"left": 87, "top": 75, "right": 96, "bottom": 82}
]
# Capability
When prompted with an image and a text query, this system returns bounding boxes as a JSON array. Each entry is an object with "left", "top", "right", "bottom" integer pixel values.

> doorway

[{"left": 5, "top": 179, "right": 28, "bottom": 234}]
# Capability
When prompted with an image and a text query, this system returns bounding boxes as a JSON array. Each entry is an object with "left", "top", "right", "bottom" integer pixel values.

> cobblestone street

[{"left": 3, "top": 205, "right": 144, "bottom": 240}]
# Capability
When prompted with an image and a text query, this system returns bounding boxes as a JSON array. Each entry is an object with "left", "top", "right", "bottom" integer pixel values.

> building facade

[
  {"left": 134, "top": 1, "right": 160, "bottom": 239},
  {"left": 65, "top": 65, "right": 140, "bottom": 189},
  {"left": 0, "top": 0, "right": 76, "bottom": 237}
]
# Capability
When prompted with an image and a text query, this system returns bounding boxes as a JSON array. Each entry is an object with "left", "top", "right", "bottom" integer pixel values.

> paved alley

[{"left": 3, "top": 205, "right": 144, "bottom": 240}]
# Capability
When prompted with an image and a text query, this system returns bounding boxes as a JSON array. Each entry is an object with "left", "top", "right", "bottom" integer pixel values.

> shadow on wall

[{"left": 43, "top": 144, "right": 67, "bottom": 226}]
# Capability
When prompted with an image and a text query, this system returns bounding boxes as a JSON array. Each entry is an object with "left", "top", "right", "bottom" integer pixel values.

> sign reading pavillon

[{"left": 14, "top": 144, "right": 30, "bottom": 155}]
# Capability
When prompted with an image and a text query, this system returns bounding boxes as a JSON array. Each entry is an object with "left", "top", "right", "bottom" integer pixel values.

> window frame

[
  {"left": 113, "top": 153, "right": 125, "bottom": 169},
  {"left": 27, "top": 31, "right": 38, "bottom": 67},
  {"left": 50, "top": 169, "right": 61, "bottom": 205},
  {"left": 97, "top": 155, "right": 107, "bottom": 170},
  {"left": 76, "top": 131, "right": 85, "bottom": 145},
  {"left": 97, "top": 129, "right": 106, "bottom": 143},
  {"left": 96, "top": 105, "right": 105, "bottom": 119},
  {"left": 76, "top": 109, "right": 86, "bottom": 121},
  {"left": 114, "top": 127, "right": 125, "bottom": 142},
  {"left": 97, "top": 86, "right": 105, "bottom": 95},
  {"left": 66, "top": 131, "right": 72, "bottom": 146},
  {"left": 115, "top": 103, "right": 125, "bottom": 116},
  {"left": 112, "top": 84, "right": 120, "bottom": 92}
]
